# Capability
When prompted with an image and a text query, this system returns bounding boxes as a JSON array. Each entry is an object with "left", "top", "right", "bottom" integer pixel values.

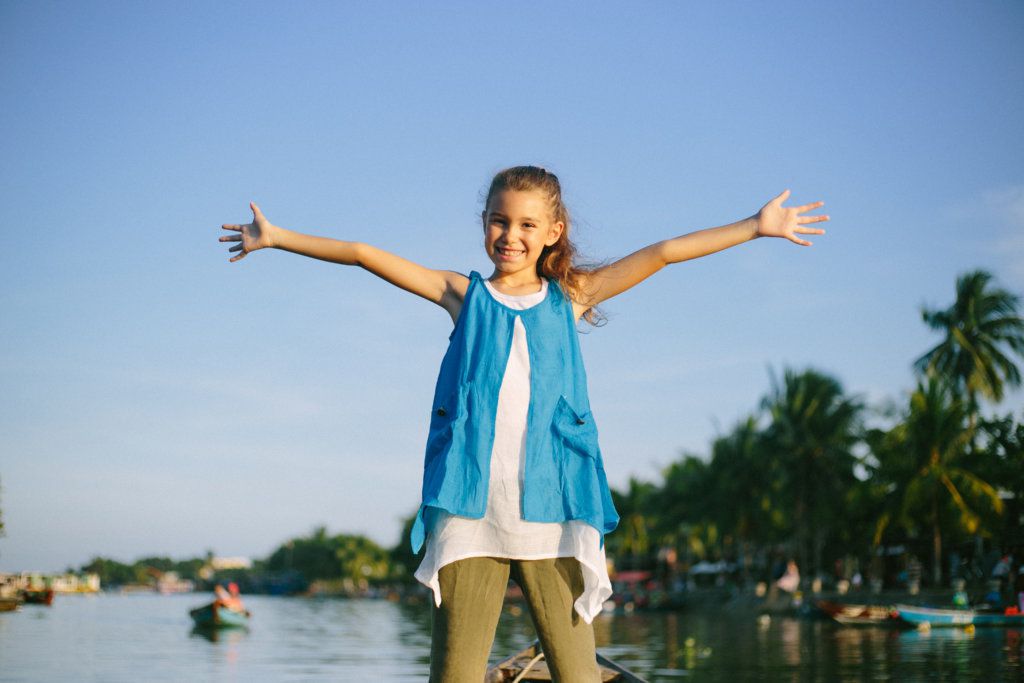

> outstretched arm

[
  {"left": 220, "top": 202, "right": 468, "bottom": 320},
  {"left": 571, "top": 190, "right": 828, "bottom": 318}
]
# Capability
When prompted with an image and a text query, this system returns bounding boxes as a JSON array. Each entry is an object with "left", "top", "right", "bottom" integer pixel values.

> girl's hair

[{"left": 484, "top": 166, "right": 605, "bottom": 326}]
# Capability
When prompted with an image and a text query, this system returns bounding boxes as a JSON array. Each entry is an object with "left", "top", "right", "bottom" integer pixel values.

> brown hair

[{"left": 484, "top": 166, "right": 605, "bottom": 326}]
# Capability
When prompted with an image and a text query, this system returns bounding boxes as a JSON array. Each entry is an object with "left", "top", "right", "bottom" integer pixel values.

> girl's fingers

[
  {"left": 229, "top": 251, "right": 246, "bottom": 263},
  {"left": 797, "top": 214, "right": 829, "bottom": 224},
  {"left": 796, "top": 200, "right": 825, "bottom": 212},
  {"left": 220, "top": 234, "right": 242, "bottom": 242},
  {"left": 222, "top": 224, "right": 241, "bottom": 231},
  {"left": 229, "top": 243, "right": 243, "bottom": 253}
]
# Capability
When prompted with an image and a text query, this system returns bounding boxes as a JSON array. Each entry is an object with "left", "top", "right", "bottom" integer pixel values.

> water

[{"left": 1, "top": 594, "right": 1021, "bottom": 681}]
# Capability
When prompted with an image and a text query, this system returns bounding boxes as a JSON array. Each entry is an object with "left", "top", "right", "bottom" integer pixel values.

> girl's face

[{"left": 482, "top": 189, "right": 564, "bottom": 278}]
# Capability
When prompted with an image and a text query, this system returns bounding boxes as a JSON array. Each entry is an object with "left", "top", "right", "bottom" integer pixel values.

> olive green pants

[{"left": 429, "top": 556, "right": 601, "bottom": 683}]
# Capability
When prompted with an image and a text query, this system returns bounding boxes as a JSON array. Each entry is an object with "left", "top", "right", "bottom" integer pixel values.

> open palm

[
  {"left": 756, "top": 190, "right": 829, "bottom": 246},
  {"left": 220, "top": 202, "right": 275, "bottom": 262}
]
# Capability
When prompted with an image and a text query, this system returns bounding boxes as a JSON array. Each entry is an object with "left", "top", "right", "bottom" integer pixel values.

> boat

[
  {"left": 485, "top": 640, "right": 647, "bottom": 682},
  {"left": 188, "top": 601, "right": 251, "bottom": 629},
  {"left": 20, "top": 589, "right": 55, "bottom": 606},
  {"left": 0, "top": 596, "right": 23, "bottom": 612},
  {"left": 895, "top": 604, "right": 1024, "bottom": 627},
  {"left": 817, "top": 599, "right": 898, "bottom": 625}
]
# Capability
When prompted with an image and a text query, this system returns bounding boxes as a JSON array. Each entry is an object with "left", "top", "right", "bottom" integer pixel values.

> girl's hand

[
  {"left": 220, "top": 202, "right": 277, "bottom": 262},
  {"left": 755, "top": 190, "right": 829, "bottom": 246}
]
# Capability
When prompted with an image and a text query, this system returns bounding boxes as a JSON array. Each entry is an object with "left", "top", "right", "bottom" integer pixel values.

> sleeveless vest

[{"left": 409, "top": 271, "right": 620, "bottom": 553}]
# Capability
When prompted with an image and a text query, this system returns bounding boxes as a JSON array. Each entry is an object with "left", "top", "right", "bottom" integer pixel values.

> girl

[{"left": 220, "top": 166, "right": 827, "bottom": 681}]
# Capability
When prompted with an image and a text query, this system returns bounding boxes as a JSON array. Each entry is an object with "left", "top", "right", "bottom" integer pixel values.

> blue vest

[{"left": 409, "top": 271, "right": 620, "bottom": 553}]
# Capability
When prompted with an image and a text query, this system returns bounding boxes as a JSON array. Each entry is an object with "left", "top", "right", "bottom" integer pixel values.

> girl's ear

[{"left": 545, "top": 221, "right": 565, "bottom": 247}]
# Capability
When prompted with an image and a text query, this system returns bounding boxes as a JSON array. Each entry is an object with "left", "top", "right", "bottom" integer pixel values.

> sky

[{"left": 1, "top": 0, "right": 1022, "bottom": 573}]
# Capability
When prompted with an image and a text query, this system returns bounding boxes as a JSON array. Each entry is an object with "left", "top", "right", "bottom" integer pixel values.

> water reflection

[
  {"left": 590, "top": 608, "right": 1021, "bottom": 681},
  {"left": 189, "top": 624, "right": 249, "bottom": 644},
  {"left": 0, "top": 595, "right": 1021, "bottom": 681}
]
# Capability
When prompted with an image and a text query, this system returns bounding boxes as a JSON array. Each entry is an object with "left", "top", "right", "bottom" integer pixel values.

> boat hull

[
  {"left": 817, "top": 600, "right": 898, "bottom": 625},
  {"left": 486, "top": 640, "right": 647, "bottom": 682},
  {"left": 0, "top": 597, "right": 23, "bottom": 612},
  {"left": 189, "top": 601, "right": 250, "bottom": 628},
  {"left": 895, "top": 604, "right": 1024, "bottom": 627},
  {"left": 21, "top": 589, "right": 55, "bottom": 606}
]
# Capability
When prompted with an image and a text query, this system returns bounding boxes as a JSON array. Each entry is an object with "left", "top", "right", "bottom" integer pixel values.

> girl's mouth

[{"left": 496, "top": 246, "right": 525, "bottom": 259}]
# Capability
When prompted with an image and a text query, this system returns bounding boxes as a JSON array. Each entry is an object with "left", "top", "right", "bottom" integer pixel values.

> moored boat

[
  {"left": 189, "top": 601, "right": 251, "bottom": 629},
  {"left": 895, "top": 604, "right": 1024, "bottom": 627},
  {"left": 817, "top": 599, "right": 898, "bottom": 625},
  {"left": 485, "top": 640, "right": 647, "bottom": 682},
  {"left": 0, "top": 596, "right": 23, "bottom": 612},
  {"left": 20, "top": 589, "right": 55, "bottom": 606}
]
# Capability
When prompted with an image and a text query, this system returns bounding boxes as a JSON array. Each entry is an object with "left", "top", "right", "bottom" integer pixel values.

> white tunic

[{"left": 414, "top": 278, "right": 612, "bottom": 623}]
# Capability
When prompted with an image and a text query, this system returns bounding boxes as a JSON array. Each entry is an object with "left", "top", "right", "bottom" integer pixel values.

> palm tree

[
  {"left": 761, "top": 367, "right": 864, "bottom": 581},
  {"left": 610, "top": 477, "right": 658, "bottom": 569},
  {"left": 914, "top": 270, "right": 1024, "bottom": 431},
  {"left": 872, "top": 374, "right": 1003, "bottom": 585},
  {"left": 705, "top": 415, "right": 786, "bottom": 576},
  {"left": 650, "top": 455, "right": 714, "bottom": 565},
  {"left": 335, "top": 535, "right": 390, "bottom": 586}
]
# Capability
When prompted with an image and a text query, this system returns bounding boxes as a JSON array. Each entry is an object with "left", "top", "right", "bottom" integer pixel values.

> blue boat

[
  {"left": 189, "top": 601, "right": 251, "bottom": 629},
  {"left": 895, "top": 604, "right": 1024, "bottom": 627}
]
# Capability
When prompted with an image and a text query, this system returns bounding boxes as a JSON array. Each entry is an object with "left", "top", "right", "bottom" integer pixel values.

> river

[{"left": 0, "top": 593, "right": 1020, "bottom": 681}]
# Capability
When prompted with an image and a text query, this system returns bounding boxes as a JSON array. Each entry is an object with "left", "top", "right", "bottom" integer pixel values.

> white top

[{"left": 413, "top": 278, "right": 612, "bottom": 624}]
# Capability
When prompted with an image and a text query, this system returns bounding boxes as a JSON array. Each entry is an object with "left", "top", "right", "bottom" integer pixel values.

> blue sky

[{"left": 2, "top": 1, "right": 1022, "bottom": 572}]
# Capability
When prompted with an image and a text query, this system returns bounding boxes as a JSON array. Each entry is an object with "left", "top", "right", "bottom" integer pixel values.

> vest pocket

[
  {"left": 551, "top": 395, "right": 602, "bottom": 518},
  {"left": 551, "top": 395, "right": 599, "bottom": 457},
  {"left": 424, "top": 383, "right": 468, "bottom": 467}
]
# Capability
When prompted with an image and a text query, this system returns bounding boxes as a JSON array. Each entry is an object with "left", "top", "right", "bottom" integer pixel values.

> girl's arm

[
  {"left": 572, "top": 190, "right": 828, "bottom": 319},
  {"left": 220, "top": 202, "right": 469, "bottom": 320}
]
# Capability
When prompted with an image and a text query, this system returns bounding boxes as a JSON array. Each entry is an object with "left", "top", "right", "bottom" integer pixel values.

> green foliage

[
  {"left": 605, "top": 367, "right": 866, "bottom": 582},
  {"left": 915, "top": 269, "right": 1024, "bottom": 418},
  {"left": 605, "top": 355, "right": 1017, "bottom": 588},
  {"left": 760, "top": 367, "right": 864, "bottom": 576},
  {"left": 81, "top": 557, "right": 138, "bottom": 586},
  {"left": 704, "top": 415, "right": 786, "bottom": 545},
  {"left": 79, "top": 554, "right": 210, "bottom": 586},
  {"left": 608, "top": 477, "right": 658, "bottom": 567},
  {"left": 265, "top": 526, "right": 391, "bottom": 584},
  {"left": 869, "top": 374, "right": 1005, "bottom": 584},
  {"left": 389, "top": 512, "right": 424, "bottom": 582}
]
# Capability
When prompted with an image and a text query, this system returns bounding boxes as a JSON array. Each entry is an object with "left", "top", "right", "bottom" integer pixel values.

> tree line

[{"left": 606, "top": 269, "right": 1024, "bottom": 589}]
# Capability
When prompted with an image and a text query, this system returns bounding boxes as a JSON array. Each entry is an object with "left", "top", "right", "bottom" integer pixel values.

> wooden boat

[
  {"left": 485, "top": 640, "right": 647, "bottom": 682},
  {"left": 895, "top": 604, "right": 1024, "bottom": 627},
  {"left": 0, "top": 596, "right": 23, "bottom": 612},
  {"left": 20, "top": 589, "right": 55, "bottom": 606},
  {"left": 817, "top": 599, "right": 898, "bottom": 625},
  {"left": 189, "top": 601, "right": 251, "bottom": 628}
]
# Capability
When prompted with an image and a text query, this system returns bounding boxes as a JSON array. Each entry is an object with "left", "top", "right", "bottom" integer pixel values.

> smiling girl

[{"left": 220, "top": 165, "right": 827, "bottom": 681}]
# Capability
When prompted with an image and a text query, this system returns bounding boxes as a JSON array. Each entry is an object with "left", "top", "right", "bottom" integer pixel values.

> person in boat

[
  {"left": 214, "top": 582, "right": 245, "bottom": 612},
  {"left": 992, "top": 553, "right": 1012, "bottom": 595},
  {"left": 221, "top": 166, "right": 827, "bottom": 681},
  {"left": 776, "top": 559, "right": 800, "bottom": 593}
]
